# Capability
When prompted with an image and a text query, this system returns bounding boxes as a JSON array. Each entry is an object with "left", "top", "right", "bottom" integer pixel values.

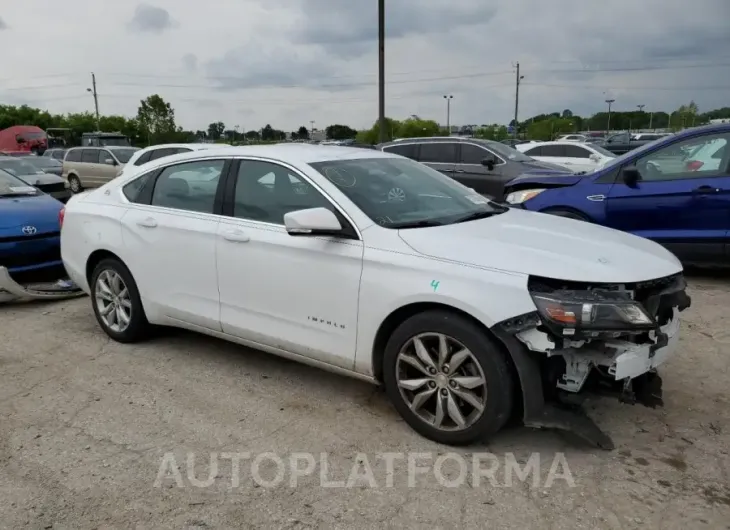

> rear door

[
  {"left": 605, "top": 132, "right": 730, "bottom": 263},
  {"left": 562, "top": 144, "right": 598, "bottom": 173},
  {"left": 453, "top": 142, "right": 505, "bottom": 198},
  {"left": 415, "top": 142, "right": 457, "bottom": 179},
  {"left": 79, "top": 149, "right": 103, "bottom": 188}
]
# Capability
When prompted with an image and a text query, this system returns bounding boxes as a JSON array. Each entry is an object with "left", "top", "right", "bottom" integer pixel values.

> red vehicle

[{"left": 0, "top": 125, "right": 48, "bottom": 154}]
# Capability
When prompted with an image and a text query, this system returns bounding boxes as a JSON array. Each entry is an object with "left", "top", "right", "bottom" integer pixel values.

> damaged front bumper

[
  {"left": 491, "top": 272, "right": 691, "bottom": 450},
  {"left": 0, "top": 266, "right": 85, "bottom": 302}
]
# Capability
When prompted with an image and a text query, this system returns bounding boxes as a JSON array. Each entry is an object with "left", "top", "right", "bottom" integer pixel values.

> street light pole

[
  {"left": 87, "top": 72, "right": 100, "bottom": 131},
  {"left": 378, "top": 0, "right": 386, "bottom": 143},
  {"left": 443, "top": 95, "right": 453, "bottom": 135},
  {"left": 605, "top": 99, "right": 615, "bottom": 132},
  {"left": 513, "top": 63, "right": 524, "bottom": 138},
  {"left": 637, "top": 104, "right": 645, "bottom": 131}
]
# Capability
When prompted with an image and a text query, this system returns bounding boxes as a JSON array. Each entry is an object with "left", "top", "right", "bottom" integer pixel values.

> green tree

[
  {"left": 137, "top": 94, "right": 177, "bottom": 144},
  {"left": 325, "top": 124, "right": 357, "bottom": 140},
  {"left": 397, "top": 117, "right": 440, "bottom": 138},
  {"left": 207, "top": 121, "right": 225, "bottom": 140},
  {"left": 297, "top": 126, "right": 309, "bottom": 140}
]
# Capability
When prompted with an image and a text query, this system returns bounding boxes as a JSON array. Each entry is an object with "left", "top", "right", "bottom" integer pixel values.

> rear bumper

[{"left": 0, "top": 266, "right": 85, "bottom": 302}]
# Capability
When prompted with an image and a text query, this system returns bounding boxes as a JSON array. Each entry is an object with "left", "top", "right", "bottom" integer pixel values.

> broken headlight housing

[{"left": 531, "top": 290, "right": 656, "bottom": 336}]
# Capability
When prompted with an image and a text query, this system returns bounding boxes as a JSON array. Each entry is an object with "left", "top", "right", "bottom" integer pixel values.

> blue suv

[{"left": 503, "top": 123, "right": 730, "bottom": 265}]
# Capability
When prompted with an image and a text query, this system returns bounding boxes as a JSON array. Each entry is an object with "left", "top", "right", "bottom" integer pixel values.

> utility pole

[
  {"left": 443, "top": 95, "right": 453, "bottom": 135},
  {"left": 649, "top": 112, "right": 654, "bottom": 130},
  {"left": 378, "top": 0, "right": 386, "bottom": 143},
  {"left": 513, "top": 62, "right": 523, "bottom": 138},
  {"left": 605, "top": 99, "right": 615, "bottom": 132},
  {"left": 87, "top": 72, "right": 100, "bottom": 131}
]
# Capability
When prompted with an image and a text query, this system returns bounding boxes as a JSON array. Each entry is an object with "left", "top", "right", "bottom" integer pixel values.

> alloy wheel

[
  {"left": 95, "top": 269, "right": 132, "bottom": 333},
  {"left": 396, "top": 332, "right": 488, "bottom": 431}
]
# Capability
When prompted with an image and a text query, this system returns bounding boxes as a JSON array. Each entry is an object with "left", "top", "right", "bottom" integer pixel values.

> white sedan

[
  {"left": 60, "top": 145, "right": 690, "bottom": 448},
  {"left": 517, "top": 141, "right": 616, "bottom": 173}
]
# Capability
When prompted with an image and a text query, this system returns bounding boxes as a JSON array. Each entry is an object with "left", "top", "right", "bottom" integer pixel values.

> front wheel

[
  {"left": 90, "top": 258, "right": 150, "bottom": 343},
  {"left": 68, "top": 175, "right": 83, "bottom": 193},
  {"left": 382, "top": 310, "right": 515, "bottom": 445}
]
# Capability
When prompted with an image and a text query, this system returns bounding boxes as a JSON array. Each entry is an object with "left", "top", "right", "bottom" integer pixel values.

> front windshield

[
  {"left": 600, "top": 133, "right": 676, "bottom": 170},
  {"left": 309, "top": 157, "right": 508, "bottom": 229},
  {"left": 0, "top": 158, "right": 43, "bottom": 176},
  {"left": 0, "top": 168, "right": 38, "bottom": 196},
  {"left": 480, "top": 140, "right": 533, "bottom": 162},
  {"left": 108, "top": 148, "right": 139, "bottom": 163}
]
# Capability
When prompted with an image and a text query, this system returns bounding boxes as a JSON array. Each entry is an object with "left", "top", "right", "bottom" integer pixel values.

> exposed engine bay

[{"left": 492, "top": 273, "right": 691, "bottom": 449}]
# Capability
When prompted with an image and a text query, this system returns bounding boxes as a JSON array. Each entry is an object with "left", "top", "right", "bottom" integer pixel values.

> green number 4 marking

[{"left": 431, "top": 280, "right": 440, "bottom": 291}]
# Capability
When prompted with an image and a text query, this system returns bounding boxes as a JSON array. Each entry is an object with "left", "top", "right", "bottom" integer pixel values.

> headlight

[
  {"left": 505, "top": 188, "right": 545, "bottom": 204},
  {"left": 532, "top": 291, "right": 655, "bottom": 335}
]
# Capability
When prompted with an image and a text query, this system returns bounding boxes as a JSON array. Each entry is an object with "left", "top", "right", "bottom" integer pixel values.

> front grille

[
  {"left": 0, "top": 245, "right": 61, "bottom": 269},
  {"left": 37, "top": 182, "right": 66, "bottom": 194}
]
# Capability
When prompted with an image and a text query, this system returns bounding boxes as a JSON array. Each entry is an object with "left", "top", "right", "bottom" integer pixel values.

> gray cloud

[
  {"left": 127, "top": 4, "right": 176, "bottom": 34},
  {"left": 0, "top": 17, "right": 8, "bottom": 30},
  {"left": 182, "top": 53, "right": 198, "bottom": 73}
]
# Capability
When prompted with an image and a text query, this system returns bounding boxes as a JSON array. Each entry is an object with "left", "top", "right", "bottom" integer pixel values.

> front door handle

[
  {"left": 136, "top": 217, "right": 157, "bottom": 228},
  {"left": 454, "top": 169, "right": 465, "bottom": 173},
  {"left": 222, "top": 229, "right": 250, "bottom": 242},
  {"left": 693, "top": 185, "right": 719, "bottom": 193}
]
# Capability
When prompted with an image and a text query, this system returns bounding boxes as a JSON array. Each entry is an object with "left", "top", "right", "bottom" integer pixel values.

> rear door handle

[
  {"left": 454, "top": 169, "right": 466, "bottom": 173},
  {"left": 222, "top": 229, "right": 250, "bottom": 242},
  {"left": 136, "top": 217, "right": 157, "bottom": 228}
]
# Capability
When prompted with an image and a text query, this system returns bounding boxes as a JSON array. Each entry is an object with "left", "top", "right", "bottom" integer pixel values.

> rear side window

[
  {"left": 134, "top": 151, "right": 153, "bottom": 166},
  {"left": 539, "top": 145, "right": 565, "bottom": 157},
  {"left": 149, "top": 147, "right": 179, "bottom": 161},
  {"left": 383, "top": 143, "right": 417, "bottom": 159},
  {"left": 418, "top": 143, "right": 457, "bottom": 164},
  {"left": 563, "top": 145, "right": 590, "bottom": 158},
  {"left": 81, "top": 149, "right": 100, "bottom": 163},
  {"left": 122, "top": 171, "right": 155, "bottom": 203},
  {"left": 65, "top": 149, "right": 82, "bottom": 162}
]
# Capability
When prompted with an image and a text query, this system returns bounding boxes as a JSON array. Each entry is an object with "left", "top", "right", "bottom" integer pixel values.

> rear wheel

[
  {"left": 68, "top": 175, "right": 83, "bottom": 193},
  {"left": 382, "top": 310, "right": 514, "bottom": 445},
  {"left": 90, "top": 258, "right": 149, "bottom": 343}
]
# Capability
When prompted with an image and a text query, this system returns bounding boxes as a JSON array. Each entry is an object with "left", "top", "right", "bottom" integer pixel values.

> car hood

[
  {"left": 397, "top": 208, "right": 682, "bottom": 283},
  {"left": 516, "top": 159, "right": 569, "bottom": 173},
  {"left": 506, "top": 172, "right": 586, "bottom": 188},
  {"left": 15, "top": 172, "right": 64, "bottom": 185},
  {"left": 0, "top": 192, "right": 62, "bottom": 232}
]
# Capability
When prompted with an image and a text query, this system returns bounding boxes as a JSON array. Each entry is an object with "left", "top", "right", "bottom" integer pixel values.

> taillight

[
  {"left": 59, "top": 207, "right": 65, "bottom": 228},
  {"left": 685, "top": 160, "right": 704, "bottom": 171}
]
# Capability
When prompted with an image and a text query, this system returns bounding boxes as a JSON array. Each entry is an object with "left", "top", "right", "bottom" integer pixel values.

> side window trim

[{"left": 220, "top": 156, "right": 361, "bottom": 240}]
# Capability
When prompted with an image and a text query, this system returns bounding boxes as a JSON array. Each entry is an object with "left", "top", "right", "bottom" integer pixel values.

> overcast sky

[{"left": 1, "top": 0, "right": 728, "bottom": 132}]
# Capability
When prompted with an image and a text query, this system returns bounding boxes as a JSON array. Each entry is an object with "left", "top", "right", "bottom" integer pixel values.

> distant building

[{"left": 709, "top": 118, "right": 730, "bottom": 124}]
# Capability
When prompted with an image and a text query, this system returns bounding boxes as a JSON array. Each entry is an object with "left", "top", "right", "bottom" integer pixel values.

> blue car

[
  {"left": 504, "top": 123, "right": 730, "bottom": 266},
  {"left": 0, "top": 168, "right": 80, "bottom": 301}
]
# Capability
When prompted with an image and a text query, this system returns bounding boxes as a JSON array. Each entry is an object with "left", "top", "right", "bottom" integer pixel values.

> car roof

[
  {"left": 125, "top": 144, "right": 396, "bottom": 172},
  {"left": 523, "top": 141, "right": 592, "bottom": 146},
  {"left": 138, "top": 143, "right": 226, "bottom": 151}
]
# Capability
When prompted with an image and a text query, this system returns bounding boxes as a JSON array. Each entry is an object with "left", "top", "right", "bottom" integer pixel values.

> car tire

[
  {"left": 68, "top": 175, "right": 83, "bottom": 193},
  {"left": 542, "top": 208, "right": 589, "bottom": 221},
  {"left": 382, "top": 310, "right": 514, "bottom": 445},
  {"left": 90, "top": 258, "right": 150, "bottom": 343}
]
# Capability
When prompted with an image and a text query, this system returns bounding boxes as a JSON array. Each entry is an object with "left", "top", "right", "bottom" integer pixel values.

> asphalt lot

[{"left": 1, "top": 275, "right": 729, "bottom": 529}]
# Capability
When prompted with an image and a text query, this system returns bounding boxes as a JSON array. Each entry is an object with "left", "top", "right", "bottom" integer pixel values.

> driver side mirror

[
  {"left": 103, "top": 158, "right": 117, "bottom": 166},
  {"left": 622, "top": 167, "right": 641, "bottom": 188},
  {"left": 589, "top": 153, "right": 601, "bottom": 162},
  {"left": 284, "top": 207, "right": 342, "bottom": 236},
  {"left": 480, "top": 157, "right": 496, "bottom": 170}
]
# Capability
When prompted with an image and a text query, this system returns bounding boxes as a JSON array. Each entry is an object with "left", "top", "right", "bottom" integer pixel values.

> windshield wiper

[
  {"left": 452, "top": 211, "right": 498, "bottom": 224},
  {"left": 390, "top": 219, "right": 447, "bottom": 229}
]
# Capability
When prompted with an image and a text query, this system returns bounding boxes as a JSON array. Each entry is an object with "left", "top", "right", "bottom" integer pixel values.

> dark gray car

[
  {"left": 377, "top": 137, "right": 569, "bottom": 201},
  {"left": 0, "top": 156, "right": 71, "bottom": 203}
]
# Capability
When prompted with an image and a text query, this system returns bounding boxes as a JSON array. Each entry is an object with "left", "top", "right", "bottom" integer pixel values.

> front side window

[
  {"left": 460, "top": 144, "right": 489, "bottom": 164},
  {"left": 634, "top": 133, "right": 730, "bottom": 181},
  {"left": 232, "top": 160, "right": 332, "bottom": 224},
  {"left": 418, "top": 143, "right": 457, "bottom": 164},
  {"left": 150, "top": 159, "right": 225, "bottom": 213},
  {"left": 563, "top": 145, "right": 590, "bottom": 159},
  {"left": 524, "top": 146, "right": 543, "bottom": 157},
  {"left": 108, "top": 148, "right": 139, "bottom": 163},
  {"left": 309, "top": 157, "right": 507, "bottom": 229}
]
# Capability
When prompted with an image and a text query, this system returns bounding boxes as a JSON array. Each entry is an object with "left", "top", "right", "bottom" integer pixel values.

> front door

[
  {"left": 120, "top": 158, "right": 229, "bottom": 329},
  {"left": 416, "top": 142, "right": 457, "bottom": 181},
  {"left": 605, "top": 132, "right": 730, "bottom": 263},
  {"left": 216, "top": 159, "right": 363, "bottom": 370},
  {"left": 453, "top": 143, "right": 505, "bottom": 198}
]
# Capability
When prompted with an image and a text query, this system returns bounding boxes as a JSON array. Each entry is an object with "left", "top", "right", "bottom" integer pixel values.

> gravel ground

[{"left": 1, "top": 275, "right": 729, "bottom": 529}]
